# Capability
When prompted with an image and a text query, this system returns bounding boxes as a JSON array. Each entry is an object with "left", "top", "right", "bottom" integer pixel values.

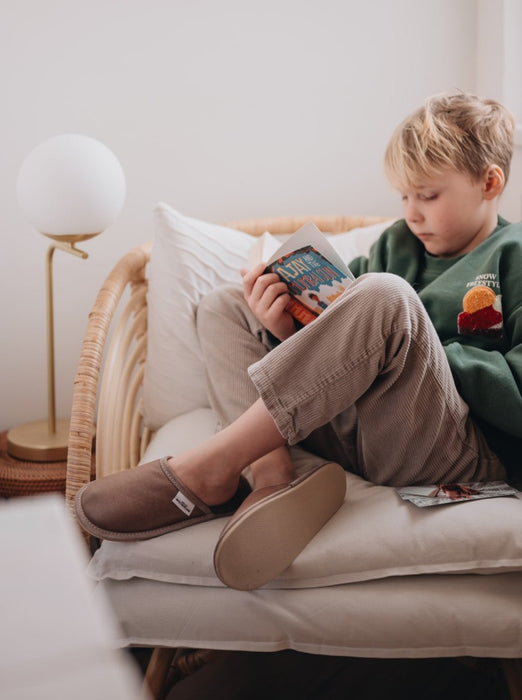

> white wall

[
  {"left": 476, "top": 0, "right": 522, "bottom": 219},
  {"left": 0, "top": 0, "right": 516, "bottom": 433}
]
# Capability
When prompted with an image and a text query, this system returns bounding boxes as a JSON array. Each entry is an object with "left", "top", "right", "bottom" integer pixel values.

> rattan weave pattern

[{"left": 0, "top": 430, "right": 94, "bottom": 498}]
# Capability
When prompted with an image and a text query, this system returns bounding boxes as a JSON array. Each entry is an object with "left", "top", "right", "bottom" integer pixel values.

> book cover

[
  {"left": 249, "top": 222, "right": 354, "bottom": 325},
  {"left": 269, "top": 245, "right": 350, "bottom": 324}
]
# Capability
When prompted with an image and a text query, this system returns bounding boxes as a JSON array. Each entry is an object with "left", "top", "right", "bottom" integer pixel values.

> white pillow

[
  {"left": 142, "top": 204, "right": 254, "bottom": 430},
  {"left": 142, "top": 204, "right": 391, "bottom": 430},
  {"left": 330, "top": 220, "right": 394, "bottom": 262}
]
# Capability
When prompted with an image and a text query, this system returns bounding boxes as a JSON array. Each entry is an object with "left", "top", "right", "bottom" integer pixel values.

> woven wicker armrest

[{"left": 66, "top": 242, "right": 152, "bottom": 522}]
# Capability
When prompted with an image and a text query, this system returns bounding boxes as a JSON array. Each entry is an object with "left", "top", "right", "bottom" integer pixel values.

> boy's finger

[{"left": 242, "top": 262, "right": 266, "bottom": 290}]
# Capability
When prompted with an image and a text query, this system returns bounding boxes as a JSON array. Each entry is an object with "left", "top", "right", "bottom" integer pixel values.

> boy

[{"left": 76, "top": 91, "right": 520, "bottom": 590}]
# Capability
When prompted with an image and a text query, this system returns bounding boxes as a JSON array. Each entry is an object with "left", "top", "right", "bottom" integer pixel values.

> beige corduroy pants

[{"left": 196, "top": 272, "right": 505, "bottom": 487}]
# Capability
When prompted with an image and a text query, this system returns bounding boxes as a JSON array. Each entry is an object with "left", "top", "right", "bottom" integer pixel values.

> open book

[{"left": 248, "top": 222, "right": 354, "bottom": 325}]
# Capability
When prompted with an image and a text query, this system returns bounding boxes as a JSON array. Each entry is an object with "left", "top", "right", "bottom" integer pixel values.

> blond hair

[{"left": 384, "top": 91, "right": 515, "bottom": 189}]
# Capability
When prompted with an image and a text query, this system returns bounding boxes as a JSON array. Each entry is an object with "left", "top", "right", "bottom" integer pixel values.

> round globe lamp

[{"left": 7, "top": 134, "right": 126, "bottom": 461}]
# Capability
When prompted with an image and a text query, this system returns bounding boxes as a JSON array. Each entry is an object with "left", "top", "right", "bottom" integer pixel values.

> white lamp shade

[{"left": 17, "top": 134, "right": 126, "bottom": 236}]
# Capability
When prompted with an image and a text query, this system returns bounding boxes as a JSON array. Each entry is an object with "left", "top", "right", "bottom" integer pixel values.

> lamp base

[{"left": 7, "top": 419, "right": 70, "bottom": 462}]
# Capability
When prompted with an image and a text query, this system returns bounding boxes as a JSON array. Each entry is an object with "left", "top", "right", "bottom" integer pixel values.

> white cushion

[
  {"left": 142, "top": 204, "right": 390, "bottom": 430},
  {"left": 89, "top": 410, "right": 522, "bottom": 589},
  {"left": 329, "top": 219, "right": 394, "bottom": 261},
  {"left": 95, "top": 572, "right": 522, "bottom": 657},
  {"left": 142, "top": 204, "right": 254, "bottom": 430}
]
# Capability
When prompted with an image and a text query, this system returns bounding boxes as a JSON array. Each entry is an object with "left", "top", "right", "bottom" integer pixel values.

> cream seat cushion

[
  {"left": 90, "top": 409, "right": 522, "bottom": 590},
  {"left": 89, "top": 410, "right": 522, "bottom": 657},
  {"left": 94, "top": 572, "right": 522, "bottom": 657}
]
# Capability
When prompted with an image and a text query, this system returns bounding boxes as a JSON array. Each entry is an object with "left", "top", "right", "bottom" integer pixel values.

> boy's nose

[{"left": 404, "top": 202, "right": 423, "bottom": 225}]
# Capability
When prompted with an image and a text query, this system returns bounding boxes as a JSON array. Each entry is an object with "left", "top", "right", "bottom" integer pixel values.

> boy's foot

[
  {"left": 213, "top": 462, "right": 346, "bottom": 591},
  {"left": 75, "top": 457, "right": 251, "bottom": 541}
]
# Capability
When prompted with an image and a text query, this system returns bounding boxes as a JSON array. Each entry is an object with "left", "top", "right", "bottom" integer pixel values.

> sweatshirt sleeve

[{"left": 347, "top": 255, "right": 369, "bottom": 277}]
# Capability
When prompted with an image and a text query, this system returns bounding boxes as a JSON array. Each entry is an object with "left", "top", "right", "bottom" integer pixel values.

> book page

[
  {"left": 248, "top": 231, "right": 281, "bottom": 268},
  {"left": 265, "top": 222, "right": 353, "bottom": 278}
]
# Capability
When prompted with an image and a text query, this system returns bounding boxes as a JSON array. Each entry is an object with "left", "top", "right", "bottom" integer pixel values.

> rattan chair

[{"left": 65, "top": 214, "right": 522, "bottom": 699}]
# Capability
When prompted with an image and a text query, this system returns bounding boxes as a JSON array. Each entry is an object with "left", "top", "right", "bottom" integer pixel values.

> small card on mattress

[{"left": 396, "top": 480, "right": 519, "bottom": 507}]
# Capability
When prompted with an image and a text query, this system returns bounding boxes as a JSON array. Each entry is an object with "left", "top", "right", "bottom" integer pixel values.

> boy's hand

[{"left": 241, "top": 263, "right": 297, "bottom": 341}]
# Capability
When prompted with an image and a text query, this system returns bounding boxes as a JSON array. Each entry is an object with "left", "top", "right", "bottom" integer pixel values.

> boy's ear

[{"left": 483, "top": 164, "right": 505, "bottom": 200}]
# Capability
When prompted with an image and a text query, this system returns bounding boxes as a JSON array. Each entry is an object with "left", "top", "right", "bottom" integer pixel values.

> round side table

[{"left": 0, "top": 430, "right": 95, "bottom": 498}]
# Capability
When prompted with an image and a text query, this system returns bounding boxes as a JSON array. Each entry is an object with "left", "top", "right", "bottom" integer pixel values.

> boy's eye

[{"left": 400, "top": 193, "right": 438, "bottom": 202}]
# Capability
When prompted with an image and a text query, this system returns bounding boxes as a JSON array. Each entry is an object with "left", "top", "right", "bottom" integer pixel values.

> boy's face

[{"left": 399, "top": 170, "right": 498, "bottom": 258}]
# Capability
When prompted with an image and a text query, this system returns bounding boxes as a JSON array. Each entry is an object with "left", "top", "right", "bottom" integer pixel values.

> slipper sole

[{"left": 213, "top": 462, "right": 346, "bottom": 590}]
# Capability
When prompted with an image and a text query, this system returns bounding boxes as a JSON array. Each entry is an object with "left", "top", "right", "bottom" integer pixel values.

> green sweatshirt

[{"left": 349, "top": 217, "right": 522, "bottom": 477}]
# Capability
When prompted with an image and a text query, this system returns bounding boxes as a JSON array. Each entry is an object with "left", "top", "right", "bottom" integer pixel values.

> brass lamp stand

[
  {"left": 7, "top": 133, "right": 125, "bottom": 462},
  {"left": 7, "top": 233, "right": 100, "bottom": 462}
]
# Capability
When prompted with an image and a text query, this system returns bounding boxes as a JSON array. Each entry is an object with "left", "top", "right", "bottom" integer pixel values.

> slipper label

[{"left": 173, "top": 491, "right": 195, "bottom": 516}]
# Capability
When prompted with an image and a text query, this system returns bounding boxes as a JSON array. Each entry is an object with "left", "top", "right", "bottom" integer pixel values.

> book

[
  {"left": 396, "top": 480, "right": 519, "bottom": 508},
  {"left": 248, "top": 222, "right": 355, "bottom": 326}
]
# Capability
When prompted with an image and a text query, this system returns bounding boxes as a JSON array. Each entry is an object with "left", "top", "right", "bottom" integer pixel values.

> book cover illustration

[
  {"left": 249, "top": 222, "right": 355, "bottom": 326},
  {"left": 268, "top": 245, "right": 350, "bottom": 325},
  {"left": 396, "top": 481, "right": 519, "bottom": 508}
]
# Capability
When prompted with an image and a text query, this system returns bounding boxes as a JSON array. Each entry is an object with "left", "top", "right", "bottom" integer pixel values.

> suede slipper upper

[{"left": 75, "top": 456, "right": 251, "bottom": 541}]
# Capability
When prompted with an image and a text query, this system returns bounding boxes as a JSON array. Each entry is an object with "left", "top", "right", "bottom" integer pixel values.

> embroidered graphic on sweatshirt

[{"left": 458, "top": 285, "right": 503, "bottom": 338}]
